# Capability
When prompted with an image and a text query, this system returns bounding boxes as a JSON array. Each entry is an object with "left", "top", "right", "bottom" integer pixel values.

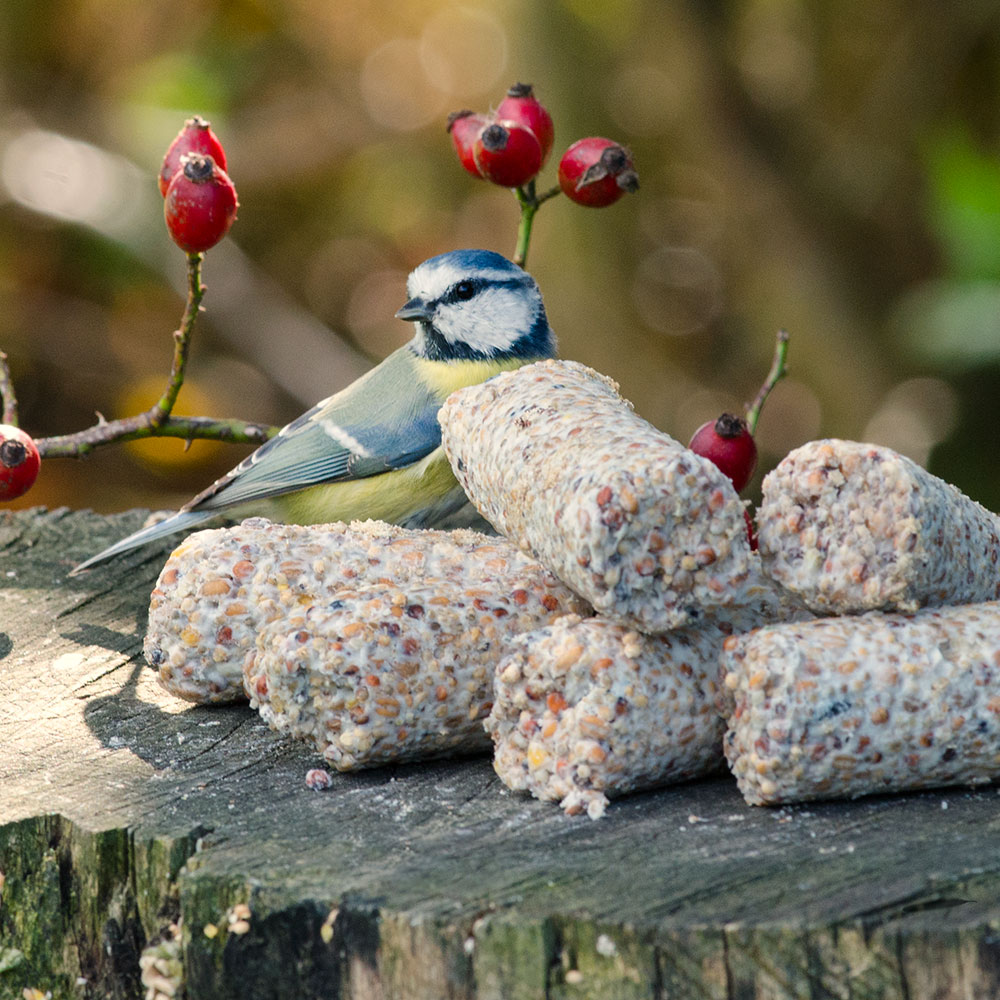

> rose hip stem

[
  {"left": 0, "top": 351, "right": 17, "bottom": 425},
  {"left": 745, "top": 329, "right": 789, "bottom": 436},
  {"left": 513, "top": 179, "right": 562, "bottom": 268}
]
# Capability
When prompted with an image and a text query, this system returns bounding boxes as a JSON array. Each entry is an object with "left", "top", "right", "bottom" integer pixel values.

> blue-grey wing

[{"left": 185, "top": 349, "right": 443, "bottom": 514}]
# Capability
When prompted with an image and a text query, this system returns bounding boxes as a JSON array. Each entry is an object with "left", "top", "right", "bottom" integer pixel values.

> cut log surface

[{"left": 2, "top": 508, "right": 1000, "bottom": 1000}]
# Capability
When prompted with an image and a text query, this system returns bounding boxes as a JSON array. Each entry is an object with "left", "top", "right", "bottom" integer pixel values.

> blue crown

[{"left": 422, "top": 248, "right": 528, "bottom": 276}]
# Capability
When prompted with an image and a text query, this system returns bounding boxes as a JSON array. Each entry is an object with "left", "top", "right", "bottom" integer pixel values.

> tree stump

[{"left": 2, "top": 507, "right": 999, "bottom": 999}]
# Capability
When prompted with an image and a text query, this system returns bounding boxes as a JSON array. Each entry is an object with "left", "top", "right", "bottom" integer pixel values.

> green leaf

[{"left": 924, "top": 128, "right": 1000, "bottom": 281}]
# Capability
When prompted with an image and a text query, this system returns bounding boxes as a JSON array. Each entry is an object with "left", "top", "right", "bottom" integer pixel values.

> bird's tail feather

[{"left": 69, "top": 509, "right": 217, "bottom": 576}]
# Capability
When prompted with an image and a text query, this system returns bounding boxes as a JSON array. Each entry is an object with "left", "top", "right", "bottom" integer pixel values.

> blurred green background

[{"left": 2, "top": 0, "right": 1000, "bottom": 518}]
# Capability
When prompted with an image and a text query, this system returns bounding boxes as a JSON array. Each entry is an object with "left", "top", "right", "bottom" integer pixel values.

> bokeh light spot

[
  {"left": 1, "top": 129, "right": 146, "bottom": 236},
  {"left": 861, "top": 377, "right": 959, "bottom": 466},
  {"left": 118, "top": 376, "right": 224, "bottom": 475},
  {"left": 894, "top": 279, "right": 1000, "bottom": 366},
  {"left": 361, "top": 38, "right": 447, "bottom": 131},
  {"left": 420, "top": 7, "right": 508, "bottom": 97},
  {"left": 734, "top": 3, "right": 815, "bottom": 111},
  {"left": 632, "top": 246, "right": 722, "bottom": 336}
]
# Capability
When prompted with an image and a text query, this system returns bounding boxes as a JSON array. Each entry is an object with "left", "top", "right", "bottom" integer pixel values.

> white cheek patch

[
  {"left": 319, "top": 420, "right": 373, "bottom": 458},
  {"left": 437, "top": 286, "right": 534, "bottom": 353}
]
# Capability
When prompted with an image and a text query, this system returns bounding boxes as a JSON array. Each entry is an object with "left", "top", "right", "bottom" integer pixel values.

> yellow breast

[
  {"left": 412, "top": 355, "right": 533, "bottom": 398},
  {"left": 269, "top": 447, "right": 462, "bottom": 526}
]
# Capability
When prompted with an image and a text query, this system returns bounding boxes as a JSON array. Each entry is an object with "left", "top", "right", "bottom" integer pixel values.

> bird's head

[{"left": 395, "top": 249, "right": 556, "bottom": 362}]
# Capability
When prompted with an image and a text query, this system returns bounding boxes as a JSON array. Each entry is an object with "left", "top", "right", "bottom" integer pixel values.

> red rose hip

[
  {"left": 558, "top": 137, "right": 639, "bottom": 207},
  {"left": 158, "top": 116, "right": 228, "bottom": 198},
  {"left": 688, "top": 413, "right": 758, "bottom": 493},
  {"left": 164, "top": 153, "right": 238, "bottom": 254},
  {"left": 447, "top": 110, "right": 488, "bottom": 180},
  {"left": 0, "top": 424, "right": 40, "bottom": 501},
  {"left": 496, "top": 83, "right": 554, "bottom": 165},
  {"left": 473, "top": 121, "right": 543, "bottom": 188}
]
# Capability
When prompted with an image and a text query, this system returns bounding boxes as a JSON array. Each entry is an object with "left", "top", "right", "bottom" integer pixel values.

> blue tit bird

[{"left": 71, "top": 248, "right": 556, "bottom": 574}]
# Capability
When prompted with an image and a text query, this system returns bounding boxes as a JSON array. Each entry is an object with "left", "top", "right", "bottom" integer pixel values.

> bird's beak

[{"left": 395, "top": 297, "right": 433, "bottom": 323}]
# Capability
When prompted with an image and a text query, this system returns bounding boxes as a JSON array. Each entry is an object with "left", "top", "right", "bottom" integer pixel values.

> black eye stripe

[{"left": 440, "top": 274, "right": 532, "bottom": 306}]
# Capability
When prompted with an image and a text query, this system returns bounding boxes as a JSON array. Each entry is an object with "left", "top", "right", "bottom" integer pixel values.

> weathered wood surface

[{"left": 2, "top": 507, "right": 1000, "bottom": 1000}]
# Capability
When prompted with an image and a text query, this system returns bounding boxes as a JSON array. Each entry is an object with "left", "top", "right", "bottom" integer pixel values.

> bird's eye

[{"left": 453, "top": 280, "right": 476, "bottom": 301}]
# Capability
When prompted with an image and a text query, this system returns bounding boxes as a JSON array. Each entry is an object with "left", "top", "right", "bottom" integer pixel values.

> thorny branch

[{"left": 18, "top": 253, "right": 279, "bottom": 458}]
